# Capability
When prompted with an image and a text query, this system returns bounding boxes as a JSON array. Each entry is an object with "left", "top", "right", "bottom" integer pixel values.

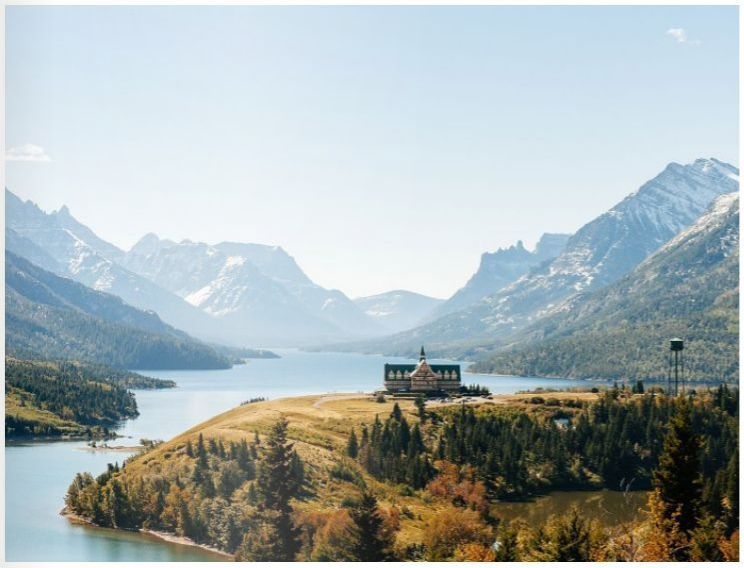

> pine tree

[
  {"left": 647, "top": 397, "right": 704, "bottom": 560},
  {"left": 346, "top": 491, "right": 396, "bottom": 561},
  {"left": 414, "top": 396, "right": 427, "bottom": 423},
  {"left": 653, "top": 398, "right": 703, "bottom": 535},
  {"left": 392, "top": 402, "right": 402, "bottom": 421},
  {"left": 252, "top": 416, "right": 301, "bottom": 561},
  {"left": 236, "top": 511, "right": 290, "bottom": 561},
  {"left": 346, "top": 428, "right": 359, "bottom": 459},
  {"left": 196, "top": 433, "right": 208, "bottom": 467}
]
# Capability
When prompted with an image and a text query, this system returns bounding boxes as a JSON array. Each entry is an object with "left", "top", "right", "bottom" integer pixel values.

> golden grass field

[{"left": 123, "top": 390, "right": 602, "bottom": 546}]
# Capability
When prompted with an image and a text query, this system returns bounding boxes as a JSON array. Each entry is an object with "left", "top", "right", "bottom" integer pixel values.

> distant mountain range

[
  {"left": 5, "top": 189, "right": 386, "bottom": 346},
  {"left": 6, "top": 191, "right": 218, "bottom": 339},
  {"left": 473, "top": 192, "right": 739, "bottom": 382},
  {"left": 331, "top": 158, "right": 739, "bottom": 365},
  {"left": 5, "top": 157, "right": 739, "bottom": 382},
  {"left": 5, "top": 251, "right": 231, "bottom": 369},
  {"left": 353, "top": 290, "right": 444, "bottom": 333},
  {"left": 122, "top": 234, "right": 383, "bottom": 344}
]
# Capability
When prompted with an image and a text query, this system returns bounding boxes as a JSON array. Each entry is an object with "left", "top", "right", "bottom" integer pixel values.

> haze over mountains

[
  {"left": 6, "top": 189, "right": 393, "bottom": 346},
  {"left": 5, "top": 251, "right": 230, "bottom": 369},
  {"left": 353, "top": 291, "right": 444, "bottom": 333},
  {"left": 6, "top": 191, "right": 217, "bottom": 338},
  {"left": 4, "top": 157, "right": 740, "bottom": 381},
  {"left": 334, "top": 158, "right": 739, "bottom": 365}
]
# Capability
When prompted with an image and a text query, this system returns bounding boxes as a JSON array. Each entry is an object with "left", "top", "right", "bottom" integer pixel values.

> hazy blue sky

[{"left": 5, "top": 6, "right": 739, "bottom": 298}]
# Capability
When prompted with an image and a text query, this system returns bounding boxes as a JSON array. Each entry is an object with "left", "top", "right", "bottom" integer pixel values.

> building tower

[{"left": 668, "top": 338, "right": 684, "bottom": 396}]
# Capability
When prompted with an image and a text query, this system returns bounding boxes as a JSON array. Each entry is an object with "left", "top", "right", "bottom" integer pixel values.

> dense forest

[
  {"left": 65, "top": 420, "right": 305, "bottom": 556},
  {"left": 351, "top": 387, "right": 738, "bottom": 508},
  {"left": 65, "top": 388, "right": 738, "bottom": 561},
  {"left": 4, "top": 358, "right": 169, "bottom": 438},
  {"left": 6, "top": 251, "right": 231, "bottom": 370}
]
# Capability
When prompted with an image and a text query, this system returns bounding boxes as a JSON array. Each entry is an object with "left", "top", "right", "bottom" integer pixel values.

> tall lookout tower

[
  {"left": 668, "top": 338, "right": 685, "bottom": 396},
  {"left": 384, "top": 346, "right": 461, "bottom": 395}
]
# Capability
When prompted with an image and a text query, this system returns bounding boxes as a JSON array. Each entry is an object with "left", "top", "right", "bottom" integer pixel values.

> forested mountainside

[
  {"left": 473, "top": 193, "right": 739, "bottom": 382},
  {"left": 332, "top": 158, "right": 739, "bottom": 362},
  {"left": 65, "top": 388, "right": 738, "bottom": 561},
  {"left": 5, "top": 358, "right": 172, "bottom": 438},
  {"left": 6, "top": 251, "right": 231, "bottom": 370}
]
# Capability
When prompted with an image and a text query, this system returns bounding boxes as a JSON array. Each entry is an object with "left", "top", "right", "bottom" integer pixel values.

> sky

[{"left": 5, "top": 5, "right": 739, "bottom": 299}]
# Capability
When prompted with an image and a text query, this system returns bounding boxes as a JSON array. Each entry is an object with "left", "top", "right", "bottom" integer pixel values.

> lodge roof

[{"left": 384, "top": 363, "right": 461, "bottom": 373}]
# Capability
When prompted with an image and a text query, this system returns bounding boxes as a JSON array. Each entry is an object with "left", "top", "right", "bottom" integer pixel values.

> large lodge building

[{"left": 384, "top": 346, "right": 461, "bottom": 394}]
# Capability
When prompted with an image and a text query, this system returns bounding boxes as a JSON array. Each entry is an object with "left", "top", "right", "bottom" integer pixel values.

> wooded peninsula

[{"left": 64, "top": 386, "right": 738, "bottom": 561}]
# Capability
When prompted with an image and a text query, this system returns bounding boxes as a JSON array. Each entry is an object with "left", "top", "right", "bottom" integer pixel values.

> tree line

[
  {"left": 349, "top": 386, "right": 738, "bottom": 505},
  {"left": 64, "top": 389, "right": 738, "bottom": 561},
  {"left": 6, "top": 358, "right": 139, "bottom": 430}
]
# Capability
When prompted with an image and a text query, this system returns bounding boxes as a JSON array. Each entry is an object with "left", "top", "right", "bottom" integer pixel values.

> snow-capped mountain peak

[{"left": 369, "top": 157, "right": 739, "bottom": 352}]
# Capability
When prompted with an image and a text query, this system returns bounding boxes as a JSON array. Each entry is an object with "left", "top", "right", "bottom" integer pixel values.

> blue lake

[{"left": 5, "top": 349, "right": 588, "bottom": 562}]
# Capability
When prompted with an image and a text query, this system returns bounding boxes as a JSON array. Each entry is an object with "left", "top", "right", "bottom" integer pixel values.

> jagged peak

[{"left": 5, "top": 188, "right": 40, "bottom": 210}]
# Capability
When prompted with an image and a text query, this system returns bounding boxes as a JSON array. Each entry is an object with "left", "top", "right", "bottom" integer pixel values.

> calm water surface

[
  {"left": 495, "top": 489, "right": 649, "bottom": 527},
  {"left": 7, "top": 349, "right": 608, "bottom": 561}
]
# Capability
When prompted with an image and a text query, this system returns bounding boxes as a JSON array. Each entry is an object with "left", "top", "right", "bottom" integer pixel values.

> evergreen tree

[
  {"left": 414, "top": 396, "right": 427, "bottom": 423},
  {"left": 392, "top": 402, "right": 402, "bottom": 421},
  {"left": 346, "top": 428, "right": 359, "bottom": 459},
  {"left": 346, "top": 492, "right": 396, "bottom": 561},
  {"left": 653, "top": 398, "right": 703, "bottom": 536},
  {"left": 253, "top": 416, "right": 301, "bottom": 560},
  {"left": 196, "top": 433, "right": 208, "bottom": 467}
]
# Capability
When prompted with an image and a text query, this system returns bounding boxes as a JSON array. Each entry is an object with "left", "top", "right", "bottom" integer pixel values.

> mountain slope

[
  {"left": 352, "top": 158, "right": 739, "bottom": 356},
  {"left": 432, "top": 233, "right": 570, "bottom": 319},
  {"left": 122, "top": 234, "right": 383, "bottom": 344},
  {"left": 5, "top": 251, "right": 231, "bottom": 369},
  {"left": 5, "top": 190, "right": 222, "bottom": 340},
  {"left": 472, "top": 192, "right": 740, "bottom": 381},
  {"left": 6, "top": 189, "right": 384, "bottom": 345},
  {"left": 353, "top": 290, "right": 444, "bottom": 333}
]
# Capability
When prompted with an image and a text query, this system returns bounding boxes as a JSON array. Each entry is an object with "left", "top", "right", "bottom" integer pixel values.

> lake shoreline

[
  {"left": 60, "top": 508, "right": 233, "bottom": 559},
  {"left": 76, "top": 444, "right": 143, "bottom": 453},
  {"left": 9, "top": 351, "right": 593, "bottom": 562}
]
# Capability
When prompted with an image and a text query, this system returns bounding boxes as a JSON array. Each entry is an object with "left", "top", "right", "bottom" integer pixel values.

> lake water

[
  {"left": 6, "top": 349, "right": 607, "bottom": 562},
  {"left": 495, "top": 489, "right": 649, "bottom": 527}
]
